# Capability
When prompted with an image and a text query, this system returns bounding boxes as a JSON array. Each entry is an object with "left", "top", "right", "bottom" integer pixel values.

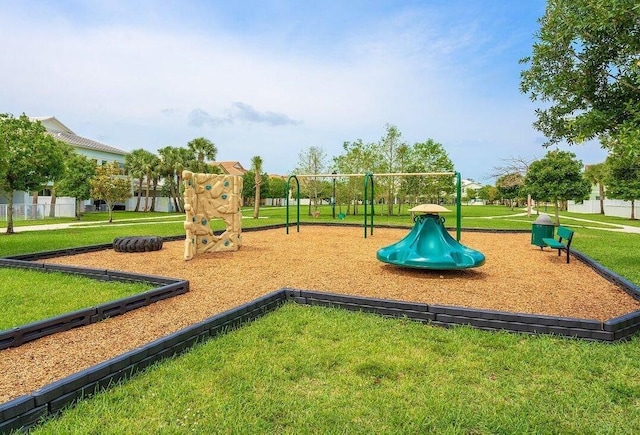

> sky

[{"left": 0, "top": 0, "right": 609, "bottom": 183}]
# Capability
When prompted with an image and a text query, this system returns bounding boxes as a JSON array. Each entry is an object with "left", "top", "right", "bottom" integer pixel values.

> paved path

[
  {"left": 3, "top": 210, "right": 640, "bottom": 234},
  {"left": 6, "top": 216, "right": 184, "bottom": 233},
  {"left": 471, "top": 210, "right": 640, "bottom": 234}
]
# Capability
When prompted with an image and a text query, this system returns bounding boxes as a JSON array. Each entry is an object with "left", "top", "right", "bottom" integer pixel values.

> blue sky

[{"left": 0, "top": 0, "right": 608, "bottom": 182}]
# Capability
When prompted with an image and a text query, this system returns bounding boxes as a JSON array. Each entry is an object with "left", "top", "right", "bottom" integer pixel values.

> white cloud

[{"left": 1, "top": 1, "right": 604, "bottom": 182}]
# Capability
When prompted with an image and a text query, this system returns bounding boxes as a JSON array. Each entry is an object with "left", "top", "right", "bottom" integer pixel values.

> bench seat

[{"left": 542, "top": 226, "right": 574, "bottom": 264}]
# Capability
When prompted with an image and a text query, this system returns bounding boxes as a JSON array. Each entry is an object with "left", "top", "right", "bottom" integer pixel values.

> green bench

[{"left": 542, "top": 226, "right": 575, "bottom": 264}]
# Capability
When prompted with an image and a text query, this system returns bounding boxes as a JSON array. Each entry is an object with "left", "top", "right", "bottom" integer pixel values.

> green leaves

[{"left": 521, "top": 0, "right": 640, "bottom": 146}]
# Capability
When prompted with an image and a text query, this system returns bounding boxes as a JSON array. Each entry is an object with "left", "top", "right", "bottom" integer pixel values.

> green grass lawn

[
  {"left": 2, "top": 206, "right": 640, "bottom": 432},
  {"left": 31, "top": 304, "right": 640, "bottom": 434},
  {"left": 0, "top": 268, "right": 155, "bottom": 330}
]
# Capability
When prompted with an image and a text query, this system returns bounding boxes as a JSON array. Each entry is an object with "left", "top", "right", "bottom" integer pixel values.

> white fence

[
  {"left": 0, "top": 203, "right": 77, "bottom": 221},
  {"left": 568, "top": 199, "right": 640, "bottom": 218}
]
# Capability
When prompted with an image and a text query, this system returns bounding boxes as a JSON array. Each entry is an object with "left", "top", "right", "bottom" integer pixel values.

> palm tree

[
  {"left": 148, "top": 155, "right": 162, "bottom": 212},
  {"left": 251, "top": 155, "right": 263, "bottom": 219},
  {"left": 139, "top": 151, "right": 159, "bottom": 212},
  {"left": 158, "top": 146, "right": 180, "bottom": 212},
  {"left": 187, "top": 137, "right": 217, "bottom": 163},
  {"left": 125, "top": 149, "right": 149, "bottom": 212}
]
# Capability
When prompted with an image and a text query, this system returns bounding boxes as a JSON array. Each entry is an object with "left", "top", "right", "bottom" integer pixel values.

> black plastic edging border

[
  {"left": 0, "top": 259, "right": 189, "bottom": 350},
  {"left": 286, "top": 288, "right": 640, "bottom": 342},
  {"left": 2, "top": 282, "right": 640, "bottom": 432},
  {"left": 2, "top": 225, "right": 640, "bottom": 431},
  {"left": 0, "top": 289, "right": 288, "bottom": 434}
]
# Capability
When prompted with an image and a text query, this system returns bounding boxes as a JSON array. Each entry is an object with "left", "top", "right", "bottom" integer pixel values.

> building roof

[
  {"left": 32, "top": 116, "right": 128, "bottom": 156},
  {"left": 212, "top": 161, "right": 248, "bottom": 175}
]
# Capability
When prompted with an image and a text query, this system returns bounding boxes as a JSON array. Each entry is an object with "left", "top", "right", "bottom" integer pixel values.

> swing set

[{"left": 284, "top": 171, "right": 462, "bottom": 240}]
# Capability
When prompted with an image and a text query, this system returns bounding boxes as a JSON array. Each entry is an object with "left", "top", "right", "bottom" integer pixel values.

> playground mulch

[{"left": 1, "top": 225, "right": 639, "bottom": 403}]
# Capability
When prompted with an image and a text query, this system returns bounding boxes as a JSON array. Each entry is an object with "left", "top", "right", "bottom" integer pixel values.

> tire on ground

[{"left": 113, "top": 236, "right": 164, "bottom": 253}]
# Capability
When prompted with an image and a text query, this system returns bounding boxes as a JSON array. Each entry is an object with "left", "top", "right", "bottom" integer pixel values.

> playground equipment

[
  {"left": 376, "top": 204, "right": 485, "bottom": 270},
  {"left": 183, "top": 171, "right": 243, "bottom": 260},
  {"left": 285, "top": 172, "right": 462, "bottom": 241}
]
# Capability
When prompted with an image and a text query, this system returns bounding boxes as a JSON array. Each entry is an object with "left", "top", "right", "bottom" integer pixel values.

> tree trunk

[
  {"left": 598, "top": 183, "right": 605, "bottom": 214},
  {"left": 144, "top": 177, "right": 151, "bottom": 212},
  {"left": 49, "top": 187, "right": 57, "bottom": 218},
  {"left": 150, "top": 179, "right": 158, "bottom": 212},
  {"left": 253, "top": 182, "right": 261, "bottom": 219},
  {"left": 5, "top": 190, "right": 15, "bottom": 234},
  {"left": 75, "top": 198, "right": 81, "bottom": 220},
  {"left": 108, "top": 202, "right": 113, "bottom": 223},
  {"left": 554, "top": 200, "right": 560, "bottom": 226},
  {"left": 632, "top": 199, "right": 636, "bottom": 220},
  {"left": 135, "top": 179, "right": 143, "bottom": 212},
  {"left": 176, "top": 174, "right": 185, "bottom": 212},
  {"left": 31, "top": 191, "right": 38, "bottom": 219}
]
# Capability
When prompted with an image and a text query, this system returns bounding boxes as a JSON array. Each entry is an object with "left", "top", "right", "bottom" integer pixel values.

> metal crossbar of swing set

[{"left": 285, "top": 172, "right": 462, "bottom": 241}]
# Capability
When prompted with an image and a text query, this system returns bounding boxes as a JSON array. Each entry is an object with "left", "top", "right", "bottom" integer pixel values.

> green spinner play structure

[{"left": 285, "top": 172, "right": 485, "bottom": 270}]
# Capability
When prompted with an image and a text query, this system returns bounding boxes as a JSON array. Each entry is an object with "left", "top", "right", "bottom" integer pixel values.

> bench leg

[{"left": 566, "top": 249, "right": 570, "bottom": 264}]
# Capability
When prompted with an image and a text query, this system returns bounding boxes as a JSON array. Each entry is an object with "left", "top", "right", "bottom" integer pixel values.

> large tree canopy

[
  {"left": 56, "top": 153, "right": 97, "bottom": 220},
  {"left": 0, "top": 114, "right": 68, "bottom": 234},
  {"left": 605, "top": 147, "right": 640, "bottom": 220},
  {"left": 520, "top": 0, "right": 640, "bottom": 147},
  {"left": 524, "top": 150, "right": 591, "bottom": 224},
  {"left": 90, "top": 162, "right": 132, "bottom": 223}
]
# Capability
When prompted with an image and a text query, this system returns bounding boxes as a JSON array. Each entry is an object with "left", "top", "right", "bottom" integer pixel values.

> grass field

[
  {"left": 31, "top": 304, "right": 640, "bottom": 434},
  {"left": 0, "top": 269, "right": 154, "bottom": 330},
  {"left": 2, "top": 206, "right": 640, "bottom": 432}
]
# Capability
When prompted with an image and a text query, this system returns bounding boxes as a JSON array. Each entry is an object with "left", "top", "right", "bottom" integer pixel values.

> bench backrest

[{"left": 557, "top": 226, "right": 574, "bottom": 242}]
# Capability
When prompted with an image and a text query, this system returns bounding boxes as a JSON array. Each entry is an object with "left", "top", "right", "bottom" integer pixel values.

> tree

[
  {"left": 90, "top": 162, "right": 132, "bottom": 223},
  {"left": 141, "top": 152, "right": 161, "bottom": 212},
  {"left": 125, "top": 149, "right": 150, "bottom": 212},
  {"left": 148, "top": 157, "right": 163, "bottom": 212},
  {"left": 267, "top": 177, "right": 287, "bottom": 206},
  {"left": 333, "top": 139, "right": 377, "bottom": 215},
  {"left": 520, "top": 0, "right": 640, "bottom": 147},
  {"left": 56, "top": 153, "right": 97, "bottom": 220},
  {"left": 407, "top": 139, "right": 455, "bottom": 205},
  {"left": 157, "top": 146, "right": 197, "bottom": 213},
  {"left": 604, "top": 147, "right": 640, "bottom": 220},
  {"left": 47, "top": 144, "right": 75, "bottom": 218},
  {"left": 496, "top": 173, "right": 524, "bottom": 211},
  {"left": 490, "top": 156, "right": 534, "bottom": 216},
  {"left": 251, "top": 155, "right": 263, "bottom": 219},
  {"left": 524, "top": 150, "right": 591, "bottom": 225},
  {"left": 296, "top": 146, "right": 328, "bottom": 215},
  {"left": 583, "top": 163, "right": 607, "bottom": 215},
  {"left": 242, "top": 170, "right": 269, "bottom": 206},
  {"left": 187, "top": 137, "right": 217, "bottom": 163},
  {"left": 376, "top": 124, "right": 405, "bottom": 216},
  {"left": 464, "top": 188, "right": 477, "bottom": 205},
  {"left": 478, "top": 185, "right": 499, "bottom": 204},
  {"left": 0, "top": 114, "right": 68, "bottom": 234}
]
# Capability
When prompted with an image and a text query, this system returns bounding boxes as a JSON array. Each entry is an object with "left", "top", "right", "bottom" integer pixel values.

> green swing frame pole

[
  {"left": 456, "top": 171, "right": 461, "bottom": 241},
  {"left": 285, "top": 171, "right": 459, "bottom": 238},
  {"left": 363, "top": 172, "right": 374, "bottom": 238},
  {"left": 285, "top": 175, "right": 300, "bottom": 234}
]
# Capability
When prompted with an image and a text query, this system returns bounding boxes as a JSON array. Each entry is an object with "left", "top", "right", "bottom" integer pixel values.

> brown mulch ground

[{"left": 1, "top": 226, "right": 639, "bottom": 403}]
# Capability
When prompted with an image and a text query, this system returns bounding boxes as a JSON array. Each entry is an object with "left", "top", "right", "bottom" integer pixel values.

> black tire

[{"left": 113, "top": 236, "right": 163, "bottom": 253}]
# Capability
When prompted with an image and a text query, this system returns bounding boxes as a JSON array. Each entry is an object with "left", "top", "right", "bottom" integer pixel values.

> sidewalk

[
  {"left": 470, "top": 210, "right": 640, "bottom": 234},
  {"left": 4, "top": 213, "right": 640, "bottom": 234},
  {"left": 6, "top": 216, "right": 184, "bottom": 233}
]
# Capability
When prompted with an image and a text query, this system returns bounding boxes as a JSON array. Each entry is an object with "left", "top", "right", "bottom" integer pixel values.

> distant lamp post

[{"left": 332, "top": 171, "right": 337, "bottom": 219}]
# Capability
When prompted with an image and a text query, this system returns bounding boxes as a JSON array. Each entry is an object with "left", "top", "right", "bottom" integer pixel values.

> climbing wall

[{"left": 183, "top": 170, "right": 243, "bottom": 260}]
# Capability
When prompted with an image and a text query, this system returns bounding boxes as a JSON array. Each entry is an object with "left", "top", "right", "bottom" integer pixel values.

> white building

[{"left": 0, "top": 117, "right": 129, "bottom": 219}]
